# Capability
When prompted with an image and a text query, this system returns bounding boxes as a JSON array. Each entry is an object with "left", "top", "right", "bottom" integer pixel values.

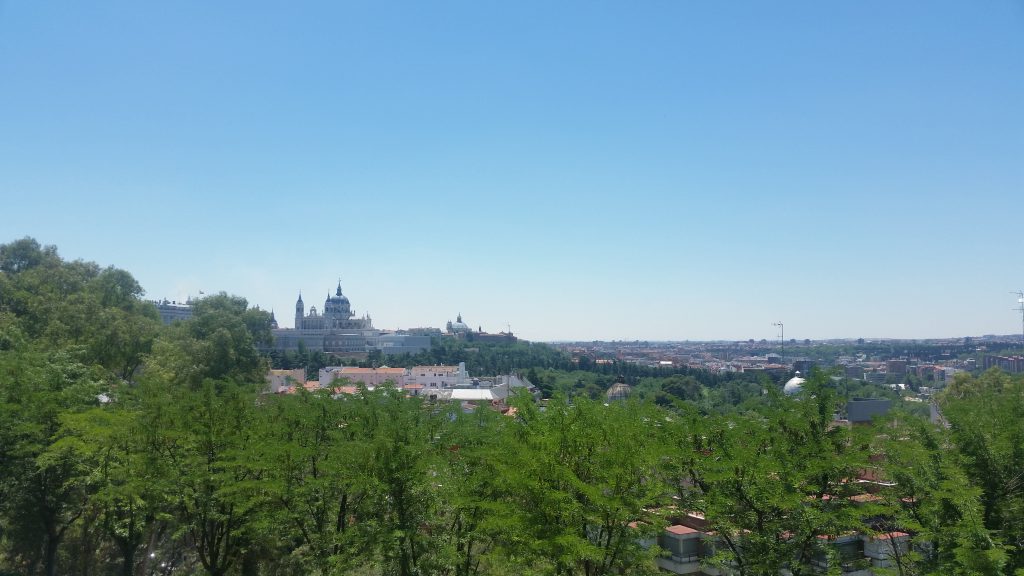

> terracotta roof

[
  {"left": 333, "top": 386, "right": 358, "bottom": 395},
  {"left": 873, "top": 531, "right": 909, "bottom": 540},
  {"left": 665, "top": 525, "right": 699, "bottom": 535},
  {"left": 403, "top": 384, "right": 425, "bottom": 389}
]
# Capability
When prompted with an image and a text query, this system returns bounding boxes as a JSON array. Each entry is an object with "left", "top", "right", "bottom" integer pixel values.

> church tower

[{"left": 294, "top": 292, "right": 304, "bottom": 329}]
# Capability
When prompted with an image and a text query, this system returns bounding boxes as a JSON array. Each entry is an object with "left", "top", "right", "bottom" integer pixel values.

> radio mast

[{"left": 772, "top": 321, "right": 784, "bottom": 360}]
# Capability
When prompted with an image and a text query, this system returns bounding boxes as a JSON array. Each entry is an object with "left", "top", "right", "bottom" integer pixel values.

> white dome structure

[{"left": 783, "top": 372, "right": 806, "bottom": 396}]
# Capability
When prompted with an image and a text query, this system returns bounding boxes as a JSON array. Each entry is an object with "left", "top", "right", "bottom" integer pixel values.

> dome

[
  {"left": 327, "top": 281, "right": 350, "bottom": 304},
  {"left": 783, "top": 373, "right": 806, "bottom": 395},
  {"left": 606, "top": 382, "right": 632, "bottom": 402}
]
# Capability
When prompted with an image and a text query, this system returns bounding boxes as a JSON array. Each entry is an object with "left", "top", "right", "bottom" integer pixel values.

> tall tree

[
  {"left": 879, "top": 410, "right": 1011, "bottom": 576},
  {"left": 681, "top": 376, "right": 873, "bottom": 575},
  {"left": 939, "top": 370, "right": 1024, "bottom": 573},
  {"left": 505, "top": 395, "right": 665, "bottom": 575}
]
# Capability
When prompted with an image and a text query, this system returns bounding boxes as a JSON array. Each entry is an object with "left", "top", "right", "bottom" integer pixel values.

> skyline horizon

[
  {"left": 8, "top": 233, "right": 1024, "bottom": 344},
  {"left": 3, "top": 3, "right": 1021, "bottom": 342},
  {"left": 107, "top": 254, "right": 1024, "bottom": 343}
]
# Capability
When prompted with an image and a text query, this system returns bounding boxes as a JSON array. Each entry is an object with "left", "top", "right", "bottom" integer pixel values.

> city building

[
  {"left": 886, "top": 360, "right": 908, "bottom": 376},
  {"left": 793, "top": 359, "right": 818, "bottom": 374},
  {"left": 319, "top": 366, "right": 407, "bottom": 388},
  {"left": 982, "top": 354, "right": 1024, "bottom": 374},
  {"left": 152, "top": 299, "right": 193, "bottom": 324},
  {"left": 407, "top": 363, "right": 470, "bottom": 390},
  {"left": 846, "top": 398, "right": 892, "bottom": 424},
  {"left": 266, "top": 369, "right": 305, "bottom": 393},
  {"left": 445, "top": 313, "right": 518, "bottom": 343},
  {"left": 270, "top": 281, "right": 431, "bottom": 357},
  {"left": 377, "top": 333, "right": 432, "bottom": 355}
]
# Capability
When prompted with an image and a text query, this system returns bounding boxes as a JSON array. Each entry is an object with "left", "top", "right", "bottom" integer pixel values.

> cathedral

[
  {"left": 271, "top": 281, "right": 430, "bottom": 356},
  {"left": 294, "top": 281, "right": 374, "bottom": 331}
]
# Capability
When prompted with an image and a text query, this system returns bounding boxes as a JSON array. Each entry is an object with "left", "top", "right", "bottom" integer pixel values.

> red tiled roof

[
  {"left": 665, "top": 525, "right": 699, "bottom": 535},
  {"left": 873, "top": 531, "right": 909, "bottom": 540}
]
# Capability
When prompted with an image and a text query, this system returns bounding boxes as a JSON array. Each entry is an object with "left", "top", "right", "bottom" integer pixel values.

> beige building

[
  {"left": 319, "top": 366, "right": 407, "bottom": 388},
  {"left": 266, "top": 369, "right": 305, "bottom": 393}
]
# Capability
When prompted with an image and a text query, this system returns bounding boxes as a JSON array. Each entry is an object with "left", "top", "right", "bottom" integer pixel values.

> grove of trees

[{"left": 2, "top": 238, "right": 1022, "bottom": 576}]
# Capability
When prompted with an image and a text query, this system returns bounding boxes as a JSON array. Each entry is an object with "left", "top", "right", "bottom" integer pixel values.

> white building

[{"left": 407, "top": 362, "right": 469, "bottom": 391}]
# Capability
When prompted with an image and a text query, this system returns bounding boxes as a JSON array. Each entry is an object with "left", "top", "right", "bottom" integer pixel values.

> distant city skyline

[{"left": 2, "top": 2, "right": 1022, "bottom": 342}]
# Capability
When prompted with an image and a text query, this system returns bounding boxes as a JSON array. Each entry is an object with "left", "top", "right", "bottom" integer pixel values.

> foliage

[{"left": 3, "top": 237, "right": 1024, "bottom": 576}]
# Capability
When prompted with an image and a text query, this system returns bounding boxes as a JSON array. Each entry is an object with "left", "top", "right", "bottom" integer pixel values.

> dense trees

[{"left": 2, "top": 237, "right": 1023, "bottom": 576}]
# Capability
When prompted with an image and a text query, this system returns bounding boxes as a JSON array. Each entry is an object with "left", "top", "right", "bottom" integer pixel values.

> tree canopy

[{"left": 1, "top": 238, "right": 1022, "bottom": 576}]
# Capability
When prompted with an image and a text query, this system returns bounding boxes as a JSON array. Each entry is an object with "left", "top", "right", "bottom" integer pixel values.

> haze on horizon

[{"left": 1, "top": 2, "right": 1022, "bottom": 343}]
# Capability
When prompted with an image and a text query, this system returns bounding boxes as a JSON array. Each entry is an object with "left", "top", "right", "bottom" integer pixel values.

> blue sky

[{"left": 2, "top": 1, "right": 1022, "bottom": 341}]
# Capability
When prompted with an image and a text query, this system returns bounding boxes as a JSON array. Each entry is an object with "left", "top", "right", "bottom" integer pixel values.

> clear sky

[{"left": 1, "top": 1, "right": 1022, "bottom": 342}]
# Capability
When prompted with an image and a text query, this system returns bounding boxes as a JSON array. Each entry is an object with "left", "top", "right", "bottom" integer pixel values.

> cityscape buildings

[{"left": 270, "top": 281, "right": 431, "bottom": 356}]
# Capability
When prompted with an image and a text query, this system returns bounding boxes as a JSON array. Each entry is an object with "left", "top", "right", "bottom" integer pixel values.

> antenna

[
  {"left": 1014, "top": 291, "right": 1024, "bottom": 349},
  {"left": 772, "top": 321, "right": 784, "bottom": 360}
]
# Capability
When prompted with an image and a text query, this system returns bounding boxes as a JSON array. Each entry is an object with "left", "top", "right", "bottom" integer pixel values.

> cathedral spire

[{"left": 336, "top": 278, "right": 343, "bottom": 297}]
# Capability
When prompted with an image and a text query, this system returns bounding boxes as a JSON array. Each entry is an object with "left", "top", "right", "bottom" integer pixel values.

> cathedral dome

[{"left": 327, "top": 281, "right": 350, "bottom": 304}]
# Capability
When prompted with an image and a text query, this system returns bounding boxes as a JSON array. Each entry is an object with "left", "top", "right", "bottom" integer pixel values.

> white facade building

[{"left": 406, "top": 362, "right": 469, "bottom": 390}]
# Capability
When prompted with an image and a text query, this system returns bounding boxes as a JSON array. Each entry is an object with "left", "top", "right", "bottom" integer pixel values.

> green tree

[
  {"left": 251, "top": 389, "right": 369, "bottom": 573},
  {"left": 0, "top": 348, "right": 106, "bottom": 576},
  {"left": 938, "top": 370, "right": 1024, "bottom": 573},
  {"left": 147, "top": 293, "right": 271, "bottom": 389},
  {"left": 504, "top": 395, "right": 666, "bottom": 575},
  {"left": 0, "top": 239, "right": 159, "bottom": 576},
  {"left": 165, "top": 380, "right": 264, "bottom": 576},
  {"left": 879, "top": 410, "right": 1011, "bottom": 576},
  {"left": 680, "top": 376, "right": 874, "bottom": 576}
]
